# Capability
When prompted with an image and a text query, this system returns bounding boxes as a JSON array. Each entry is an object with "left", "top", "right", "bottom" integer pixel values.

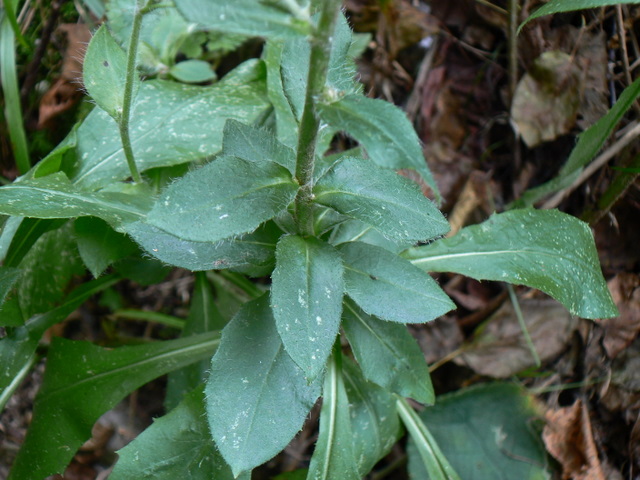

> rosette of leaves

[{"left": 0, "top": 0, "right": 618, "bottom": 479}]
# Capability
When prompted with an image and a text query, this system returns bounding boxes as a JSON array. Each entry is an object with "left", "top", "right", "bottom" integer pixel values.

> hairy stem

[
  {"left": 294, "top": 0, "right": 342, "bottom": 236},
  {"left": 119, "top": 0, "right": 147, "bottom": 184}
]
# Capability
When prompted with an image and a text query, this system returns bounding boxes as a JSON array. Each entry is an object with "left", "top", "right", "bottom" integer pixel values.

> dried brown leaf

[
  {"left": 455, "top": 298, "right": 577, "bottom": 377},
  {"left": 543, "top": 400, "right": 606, "bottom": 480}
]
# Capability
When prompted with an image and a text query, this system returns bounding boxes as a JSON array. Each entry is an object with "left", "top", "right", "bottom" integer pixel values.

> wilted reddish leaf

[
  {"left": 38, "top": 24, "right": 91, "bottom": 129},
  {"left": 596, "top": 273, "right": 640, "bottom": 359},
  {"left": 543, "top": 400, "right": 605, "bottom": 480}
]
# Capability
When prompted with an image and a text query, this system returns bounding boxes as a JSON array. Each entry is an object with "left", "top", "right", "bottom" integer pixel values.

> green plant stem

[
  {"left": 293, "top": 0, "right": 342, "bottom": 236},
  {"left": 507, "top": 284, "right": 540, "bottom": 367},
  {"left": 1, "top": 0, "right": 30, "bottom": 52},
  {"left": 395, "top": 396, "right": 461, "bottom": 480},
  {"left": 119, "top": 0, "right": 147, "bottom": 184}
]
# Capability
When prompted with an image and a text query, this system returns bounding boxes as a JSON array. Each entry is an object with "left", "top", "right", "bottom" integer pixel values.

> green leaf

[
  {"left": 407, "top": 383, "right": 550, "bottom": 480},
  {"left": 2, "top": 218, "right": 66, "bottom": 268},
  {"left": 174, "top": 0, "right": 312, "bottom": 38},
  {"left": 0, "top": 266, "right": 19, "bottom": 307},
  {"left": 271, "top": 235, "right": 344, "bottom": 379},
  {"left": 111, "top": 387, "right": 244, "bottom": 480},
  {"left": 280, "top": 13, "right": 360, "bottom": 121},
  {"left": 339, "top": 242, "right": 454, "bottom": 324},
  {"left": 0, "top": 173, "right": 152, "bottom": 226},
  {"left": 307, "top": 351, "right": 360, "bottom": 480},
  {"left": 263, "top": 40, "right": 299, "bottom": 148},
  {"left": 221, "top": 119, "right": 296, "bottom": 174},
  {"left": 318, "top": 94, "right": 440, "bottom": 201},
  {"left": 8, "top": 331, "right": 220, "bottom": 480},
  {"left": 521, "top": 0, "right": 640, "bottom": 31},
  {"left": 404, "top": 209, "right": 618, "bottom": 319},
  {"left": 396, "top": 397, "right": 461, "bottom": 480},
  {"left": 329, "top": 218, "right": 412, "bottom": 253},
  {"left": 314, "top": 157, "right": 449, "bottom": 243},
  {"left": 83, "top": 25, "right": 138, "bottom": 120},
  {"left": 516, "top": 76, "right": 640, "bottom": 207},
  {"left": 124, "top": 220, "right": 280, "bottom": 275},
  {"left": 342, "top": 299, "right": 434, "bottom": 404},
  {"left": 165, "top": 272, "right": 225, "bottom": 410},
  {"left": 342, "top": 358, "right": 400, "bottom": 476},
  {"left": 205, "top": 294, "right": 321, "bottom": 477},
  {"left": 72, "top": 60, "right": 269, "bottom": 190},
  {"left": 145, "top": 155, "right": 297, "bottom": 243},
  {"left": 75, "top": 217, "right": 138, "bottom": 277},
  {"left": 169, "top": 59, "right": 216, "bottom": 83},
  {"left": 15, "top": 222, "right": 84, "bottom": 319}
]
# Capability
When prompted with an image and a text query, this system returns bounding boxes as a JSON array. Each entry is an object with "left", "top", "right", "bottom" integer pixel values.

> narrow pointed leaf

[
  {"left": 404, "top": 209, "right": 618, "bottom": 319},
  {"left": 342, "top": 299, "right": 434, "bottom": 404},
  {"left": 83, "top": 25, "right": 138, "bottom": 120},
  {"left": 516, "top": 76, "right": 640, "bottom": 207},
  {"left": 75, "top": 217, "right": 138, "bottom": 277},
  {"left": 263, "top": 40, "right": 299, "bottom": 148},
  {"left": 271, "top": 235, "right": 344, "bottom": 379},
  {"left": 206, "top": 295, "right": 321, "bottom": 477},
  {"left": 8, "top": 331, "right": 220, "bottom": 480},
  {"left": 318, "top": 95, "right": 440, "bottom": 200},
  {"left": 175, "top": 0, "right": 311, "bottom": 38},
  {"left": 0, "top": 173, "right": 152, "bottom": 226},
  {"left": 342, "top": 358, "right": 400, "bottom": 476},
  {"left": 146, "top": 156, "right": 297, "bottom": 243},
  {"left": 521, "top": 0, "right": 640, "bottom": 30},
  {"left": 125, "top": 220, "right": 280, "bottom": 274},
  {"left": 0, "top": 275, "right": 119, "bottom": 409},
  {"left": 221, "top": 119, "right": 296, "bottom": 173},
  {"left": 407, "top": 384, "right": 549, "bottom": 480},
  {"left": 111, "top": 387, "right": 245, "bottom": 480},
  {"left": 307, "top": 352, "right": 360, "bottom": 480},
  {"left": 314, "top": 157, "right": 449, "bottom": 243},
  {"left": 339, "top": 242, "right": 454, "bottom": 323}
]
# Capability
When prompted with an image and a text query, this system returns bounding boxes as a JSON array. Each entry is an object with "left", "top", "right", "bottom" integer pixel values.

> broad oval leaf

[
  {"left": 403, "top": 209, "right": 618, "bottom": 319},
  {"left": 306, "top": 352, "right": 360, "bottom": 480},
  {"left": 339, "top": 242, "right": 454, "bottom": 324},
  {"left": 271, "top": 235, "right": 344, "bottom": 380},
  {"left": 397, "top": 397, "right": 461, "bottom": 480},
  {"left": 110, "top": 387, "right": 244, "bottom": 480},
  {"left": 342, "top": 299, "right": 434, "bottom": 404},
  {"left": 175, "top": 0, "right": 311, "bottom": 38},
  {"left": 146, "top": 156, "right": 298, "bottom": 243},
  {"left": 313, "top": 157, "right": 449, "bottom": 243},
  {"left": 0, "top": 173, "right": 152, "bottom": 226},
  {"left": 342, "top": 358, "right": 400, "bottom": 476},
  {"left": 317, "top": 94, "right": 440, "bottom": 200},
  {"left": 8, "top": 332, "right": 220, "bottom": 480},
  {"left": 205, "top": 294, "right": 321, "bottom": 477},
  {"left": 407, "top": 383, "right": 549, "bottom": 480},
  {"left": 72, "top": 60, "right": 269, "bottom": 190},
  {"left": 83, "top": 25, "right": 138, "bottom": 120},
  {"left": 125, "top": 220, "right": 280, "bottom": 275}
]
